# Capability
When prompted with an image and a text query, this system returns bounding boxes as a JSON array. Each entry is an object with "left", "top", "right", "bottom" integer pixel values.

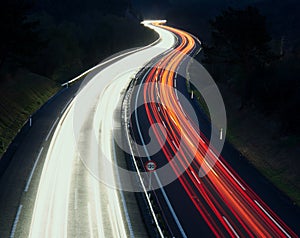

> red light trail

[{"left": 139, "top": 22, "right": 297, "bottom": 237}]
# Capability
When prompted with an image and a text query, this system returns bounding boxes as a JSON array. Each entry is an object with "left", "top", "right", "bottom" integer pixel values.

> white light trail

[{"left": 28, "top": 20, "right": 176, "bottom": 238}]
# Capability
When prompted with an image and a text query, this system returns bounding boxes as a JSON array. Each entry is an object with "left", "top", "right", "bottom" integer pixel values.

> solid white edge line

[
  {"left": 128, "top": 101, "right": 165, "bottom": 236},
  {"left": 125, "top": 140, "right": 165, "bottom": 237},
  {"left": 133, "top": 58, "right": 187, "bottom": 238},
  {"left": 178, "top": 102, "right": 187, "bottom": 118},
  {"left": 9, "top": 204, "right": 23, "bottom": 238},
  {"left": 45, "top": 117, "right": 59, "bottom": 141},
  {"left": 222, "top": 216, "right": 240, "bottom": 238},
  {"left": 61, "top": 97, "right": 74, "bottom": 115},
  {"left": 254, "top": 200, "right": 291, "bottom": 238},
  {"left": 24, "top": 147, "right": 44, "bottom": 192},
  {"left": 122, "top": 38, "right": 172, "bottom": 236}
]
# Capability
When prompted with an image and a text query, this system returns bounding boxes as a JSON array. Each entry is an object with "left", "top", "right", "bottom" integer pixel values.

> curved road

[
  {"left": 1, "top": 20, "right": 174, "bottom": 238},
  {"left": 0, "top": 20, "right": 299, "bottom": 238},
  {"left": 128, "top": 22, "right": 299, "bottom": 237}
]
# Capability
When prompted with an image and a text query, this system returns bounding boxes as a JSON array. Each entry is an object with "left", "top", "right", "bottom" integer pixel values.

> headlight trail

[{"left": 27, "top": 20, "right": 176, "bottom": 238}]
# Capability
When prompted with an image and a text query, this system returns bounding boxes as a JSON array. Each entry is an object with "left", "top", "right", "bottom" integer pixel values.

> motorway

[
  {"left": 127, "top": 22, "right": 300, "bottom": 237},
  {"left": 0, "top": 20, "right": 178, "bottom": 238},
  {"left": 0, "top": 20, "right": 299, "bottom": 238}
]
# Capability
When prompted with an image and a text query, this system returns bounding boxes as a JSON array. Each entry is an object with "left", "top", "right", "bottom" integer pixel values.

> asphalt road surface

[
  {"left": 0, "top": 20, "right": 299, "bottom": 238},
  {"left": 127, "top": 22, "right": 300, "bottom": 237},
  {"left": 0, "top": 20, "right": 176, "bottom": 238}
]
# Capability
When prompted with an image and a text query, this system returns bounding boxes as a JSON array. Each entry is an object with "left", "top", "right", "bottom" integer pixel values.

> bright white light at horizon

[{"left": 141, "top": 20, "right": 167, "bottom": 25}]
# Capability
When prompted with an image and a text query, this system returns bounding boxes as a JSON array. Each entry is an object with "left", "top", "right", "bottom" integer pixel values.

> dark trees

[
  {"left": 0, "top": 0, "right": 42, "bottom": 71},
  {"left": 203, "top": 6, "right": 275, "bottom": 107},
  {"left": 207, "top": 6, "right": 272, "bottom": 64},
  {"left": 204, "top": 6, "right": 300, "bottom": 134}
]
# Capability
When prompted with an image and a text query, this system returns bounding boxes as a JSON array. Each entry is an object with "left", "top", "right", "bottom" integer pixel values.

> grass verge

[{"left": 0, "top": 69, "right": 59, "bottom": 157}]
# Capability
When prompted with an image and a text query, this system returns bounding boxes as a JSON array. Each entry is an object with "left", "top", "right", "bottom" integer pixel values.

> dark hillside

[{"left": 0, "top": 0, "right": 157, "bottom": 157}]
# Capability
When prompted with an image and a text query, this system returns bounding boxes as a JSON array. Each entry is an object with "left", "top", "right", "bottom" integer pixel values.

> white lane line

[
  {"left": 87, "top": 202, "right": 94, "bottom": 238},
  {"left": 223, "top": 216, "right": 240, "bottom": 238},
  {"left": 199, "top": 136, "right": 205, "bottom": 144},
  {"left": 254, "top": 200, "right": 291, "bottom": 238},
  {"left": 61, "top": 98, "right": 73, "bottom": 115},
  {"left": 175, "top": 89, "right": 179, "bottom": 99},
  {"left": 172, "top": 140, "right": 179, "bottom": 151},
  {"left": 10, "top": 204, "right": 23, "bottom": 238},
  {"left": 219, "top": 128, "right": 223, "bottom": 140},
  {"left": 178, "top": 102, "right": 187, "bottom": 118},
  {"left": 210, "top": 149, "right": 246, "bottom": 191},
  {"left": 24, "top": 147, "right": 44, "bottom": 192},
  {"left": 191, "top": 170, "right": 201, "bottom": 184},
  {"left": 174, "top": 78, "right": 177, "bottom": 87},
  {"left": 45, "top": 117, "right": 59, "bottom": 141},
  {"left": 155, "top": 171, "right": 188, "bottom": 238},
  {"left": 133, "top": 68, "right": 187, "bottom": 238}
]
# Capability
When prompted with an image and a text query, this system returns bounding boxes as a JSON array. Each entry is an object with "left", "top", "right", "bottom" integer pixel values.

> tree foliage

[
  {"left": 203, "top": 6, "right": 277, "bottom": 108},
  {"left": 204, "top": 6, "right": 273, "bottom": 67},
  {"left": 0, "top": 0, "right": 42, "bottom": 70},
  {"left": 203, "top": 6, "right": 300, "bottom": 134}
]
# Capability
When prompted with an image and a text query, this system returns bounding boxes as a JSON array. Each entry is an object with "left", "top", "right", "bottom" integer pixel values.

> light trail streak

[
  {"left": 136, "top": 21, "right": 297, "bottom": 237},
  {"left": 27, "top": 20, "right": 177, "bottom": 238}
]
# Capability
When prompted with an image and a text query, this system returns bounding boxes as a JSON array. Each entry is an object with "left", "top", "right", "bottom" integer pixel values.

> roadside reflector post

[
  {"left": 29, "top": 115, "right": 32, "bottom": 127},
  {"left": 220, "top": 128, "right": 223, "bottom": 140},
  {"left": 191, "top": 90, "right": 194, "bottom": 99}
]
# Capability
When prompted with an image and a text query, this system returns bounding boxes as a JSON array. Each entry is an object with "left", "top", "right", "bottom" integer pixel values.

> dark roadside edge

[
  {"left": 0, "top": 86, "right": 69, "bottom": 177},
  {"left": 0, "top": 81, "right": 81, "bottom": 237}
]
